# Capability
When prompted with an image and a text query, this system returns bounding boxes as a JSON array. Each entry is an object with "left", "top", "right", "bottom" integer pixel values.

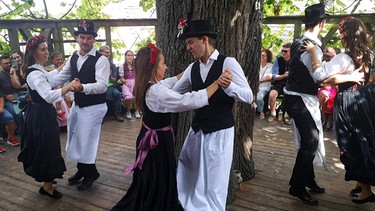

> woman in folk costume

[
  {"left": 18, "top": 35, "right": 75, "bottom": 199},
  {"left": 112, "top": 44, "right": 231, "bottom": 210},
  {"left": 304, "top": 16, "right": 375, "bottom": 204}
]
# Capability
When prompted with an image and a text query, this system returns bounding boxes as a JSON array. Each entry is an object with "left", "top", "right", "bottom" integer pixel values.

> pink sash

[{"left": 124, "top": 122, "right": 174, "bottom": 176}]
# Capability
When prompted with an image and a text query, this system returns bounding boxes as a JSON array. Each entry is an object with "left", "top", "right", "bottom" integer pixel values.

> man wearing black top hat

[
  {"left": 173, "top": 19, "right": 253, "bottom": 210},
  {"left": 283, "top": 3, "right": 329, "bottom": 205},
  {"left": 49, "top": 20, "right": 110, "bottom": 191}
]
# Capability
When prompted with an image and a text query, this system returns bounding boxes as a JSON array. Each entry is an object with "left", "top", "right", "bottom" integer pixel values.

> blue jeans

[
  {"left": 256, "top": 89, "right": 269, "bottom": 113},
  {"left": 4, "top": 101, "right": 22, "bottom": 132},
  {"left": 0, "top": 108, "right": 15, "bottom": 124}
]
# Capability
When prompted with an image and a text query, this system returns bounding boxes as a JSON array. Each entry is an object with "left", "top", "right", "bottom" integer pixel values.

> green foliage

[
  {"left": 261, "top": 25, "right": 284, "bottom": 54},
  {"left": 263, "top": 0, "right": 302, "bottom": 16},
  {"left": 0, "top": 40, "right": 12, "bottom": 56},
  {"left": 73, "top": 0, "right": 111, "bottom": 19},
  {"left": 262, "top": 0, "right": 375, "bottom": 57},
  {"left": 111, "top": 38, "right": 127, "bottom": 62},
  {"left": 139, "top": 0, "right": 155, "bottom": 12},
  {"left": 134, "top": 31, "right": 155, "bottom": 53},
  {"left": 0, "top": 0, "right": 116, "bottom": 56},
  {"left": 0, "top": 0, "right": 33, "bottom": 20}
]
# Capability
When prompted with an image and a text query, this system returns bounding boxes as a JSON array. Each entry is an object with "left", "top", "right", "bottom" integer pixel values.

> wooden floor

[{"left": 0, "top": 115, "right": 374, "bottom": 211}]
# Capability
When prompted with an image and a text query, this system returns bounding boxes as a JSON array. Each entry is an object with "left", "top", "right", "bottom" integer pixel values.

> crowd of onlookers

[{"left": 254, "top": 43, "right": 342, "bottom": 130}]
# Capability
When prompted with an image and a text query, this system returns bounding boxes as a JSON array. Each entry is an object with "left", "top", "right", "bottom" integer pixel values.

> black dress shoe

[
  {"left": 39, "top": 187, "right": 63, "bottom": 199},
  {"left": 306, "top": 183, "right": 325, "bottom": 193},
  {"left": 68, "top": 174, "right": 83, "bottom": 184},
  {"left": 289, "top": 186, "right": 318, "bottom": 205},
  {"left": 350, "top": 187, "right": 362, "bottom": 196},
  {"left": 77, "top": 173, "right": 100, "bottom": 191},
  {"left": 351, "top": 193, "right": 375, "bottom": 204}
]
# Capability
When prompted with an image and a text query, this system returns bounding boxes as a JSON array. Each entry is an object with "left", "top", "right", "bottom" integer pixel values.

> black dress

[
  {"left": 112, "top": 99, "right": 178, "bottom": 211},
  {"left": 335, "top": 82, "right": 375, "bottom": 186},
  {"left": 18, "top": 69, "right": 66, "bottom": 182}
]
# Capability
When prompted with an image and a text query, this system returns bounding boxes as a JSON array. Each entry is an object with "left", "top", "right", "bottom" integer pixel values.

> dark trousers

[
  {"left": 77, "top": 163, "right": 99, "bottom": 179},
  {"left": 283, "top": 94, "right": 319, "bottom": 188}
]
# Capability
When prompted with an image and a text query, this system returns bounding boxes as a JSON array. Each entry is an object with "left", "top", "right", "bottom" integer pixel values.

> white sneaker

[
  {"left": 126, "top": 112, "right": 132, "bottom": 119},
  {"left": 135, "top": 110, "right": 141, "bottom": 119}
]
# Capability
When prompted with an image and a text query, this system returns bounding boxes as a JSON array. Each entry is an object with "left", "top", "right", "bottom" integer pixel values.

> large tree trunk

[{"left": 156, "top": 0, "right": 262, "bottom": 204}]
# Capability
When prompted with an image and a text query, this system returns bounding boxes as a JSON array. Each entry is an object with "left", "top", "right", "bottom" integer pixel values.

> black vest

[
  {"left": 274, "top": 57, "right": 289, "bottom": 86},
  {"left": 286, "top": 35, "right": 320, "bottom": 95},
  {"left": 70, "top": 51, "right": 106, "bottom": 107},
  {"left": 191, "top": 55, "right": 235, "bottom": 134}
]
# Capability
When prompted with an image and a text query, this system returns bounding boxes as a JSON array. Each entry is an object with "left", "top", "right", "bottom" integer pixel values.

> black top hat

[
  {"left": 303, "top": 3, "right": 328, "bottom": 27},
  {"left": 74, "top": 20, "right": 98, "bottom": 37},
  {"left": 178, "top": 20, "right": 217, "bottom": 40}
]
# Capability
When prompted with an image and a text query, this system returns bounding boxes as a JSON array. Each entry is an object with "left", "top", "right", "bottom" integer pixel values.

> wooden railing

[
  {"left": 0, "top": 19, "right": 157, "bottom": 59},
  {"left": 0, "top": 13, "right": 374, "bottom": 57}
]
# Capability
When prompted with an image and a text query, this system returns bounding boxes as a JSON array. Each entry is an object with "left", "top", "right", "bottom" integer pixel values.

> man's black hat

[
  {"left": 303, "top": 3, "right": 329, "bottom": 27},
  {"left": 178, "top": 20, "right": 217, "bottom": 40},
  {"left": 74, "top": 20, "right": 98, "bottom": 37}
]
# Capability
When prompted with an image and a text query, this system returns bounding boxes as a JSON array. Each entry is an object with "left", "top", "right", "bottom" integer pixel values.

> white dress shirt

[
  {"left": 27, "top": 64, "right": 64, "bottom": 103},
  {"left": 49, "top": 47, "right": 110, "bottom": 95}
]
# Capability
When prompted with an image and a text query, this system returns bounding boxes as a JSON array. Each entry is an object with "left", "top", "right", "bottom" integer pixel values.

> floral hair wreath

[
  {"left": 338, "top": 16, "right": 354, "bottom": 34},
  {"left": 177, "top": 18, "right": 187, "bottom": 38},
  {"left": 26, "top": 34, "right": 46, "bottom": 51},
  {"left": 147, "top": 43, "right": 157, "bottom": 68}
]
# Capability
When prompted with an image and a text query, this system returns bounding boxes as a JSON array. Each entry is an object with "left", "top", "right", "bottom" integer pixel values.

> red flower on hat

[
  {"left": 177, "top": 18, "right": 187, "bottom": 38},
  {"left": 79, "top": 20, "right": 88, "bottom": 31}
]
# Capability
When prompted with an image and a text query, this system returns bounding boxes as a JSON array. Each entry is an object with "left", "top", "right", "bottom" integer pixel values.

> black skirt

[
  {"left": 18, "top": 102, "right": 66, "bottom": 182},
  {"left": 112, "top": 97, "right": 178, "bottom": 211},
  {"left": 112, "top": 125, "right": 178, "bottom": 211},
  {"left": 334, "top": 84, "right": 375, "bottom": 185}
]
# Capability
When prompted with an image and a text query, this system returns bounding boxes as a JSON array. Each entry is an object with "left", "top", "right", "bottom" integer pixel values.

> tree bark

[{"left": 156, "top": 0, "right": 262, "bottom": 204}]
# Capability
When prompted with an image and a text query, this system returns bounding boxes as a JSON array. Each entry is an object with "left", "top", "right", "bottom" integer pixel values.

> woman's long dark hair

[
  {"left": 341, "top": 17, "right": 372, "bottom": 70},
  {"left": 11, "top": 50, "right": 25, "bottom": 78},
  {"left": 133, "top": 46, "right": 161, "bottom": 114},
  {"left": 23, "top": 37, "right": 47, "bottom": 77},
  {"left": 11, "top": 50, "right": 24, "bottom": 70}
]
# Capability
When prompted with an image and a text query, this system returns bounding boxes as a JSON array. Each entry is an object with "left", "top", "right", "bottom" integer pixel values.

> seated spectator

[
  {"left": 318, "top": 84, "right": 337, "bottom": 130},
  {"left": 99, "top": 45, "right": 124, "bottom": 122},
  {"left": 255, "top": 48, "right": 273, "bottom": 120},
  {"left": 0, "top": 90, "right": 20, "bottom": 148},
  {"left": 46, "top": 51, "right": 71, "bottom": 126},
  {"left": 119, "top": 50, "right": 141, "bottom": 119},
  {"left": 267, "top": 43, "right": 292, "bottom": 125},
  {"left": 0, "top": 55, "right": 22, "bottom": 135},
  {"left": 51, "top": 52, "right": 74, "bottom": 108},
  {"left": 317, "top": 46, "right": 341, "bottom": 130},
  {"left": 10, "top": 50, "right": 28, "bottom": 93},
  {"left": 10, "top": 51, "right": 28, "bottom": 118}
]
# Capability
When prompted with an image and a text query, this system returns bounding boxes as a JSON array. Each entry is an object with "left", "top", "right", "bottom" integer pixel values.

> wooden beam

[
  {"left": 0, "top": 19, "right": 157, "bottom": 29},
  {"left": 8, "top": 29, "right": 20, "bottom": 51},
  {"left": 104, "top": 25, "right": 113, "bottom": 61},
  {"left": 263, "top": 13, "right": 375, "bottom": 25}
]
